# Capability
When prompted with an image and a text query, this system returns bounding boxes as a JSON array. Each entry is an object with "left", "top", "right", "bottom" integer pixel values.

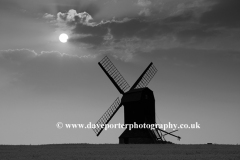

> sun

[{"left": 59, "top": 33, "right": 68, "bottom": 43}]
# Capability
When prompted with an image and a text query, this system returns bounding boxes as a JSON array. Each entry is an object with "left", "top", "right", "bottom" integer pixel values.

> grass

[{"left": 0, "top": 144, "right": 240, "bottom": 160}]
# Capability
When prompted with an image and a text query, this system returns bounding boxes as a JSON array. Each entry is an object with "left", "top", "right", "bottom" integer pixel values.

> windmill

[{"left": 92, "top": 56, "right": 181, "bottom": 144}]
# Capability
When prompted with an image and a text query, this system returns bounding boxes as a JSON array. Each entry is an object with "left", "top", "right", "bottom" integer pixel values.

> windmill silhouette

[{"left": 93, "top": 56, "right": 181, "bottom": 144}]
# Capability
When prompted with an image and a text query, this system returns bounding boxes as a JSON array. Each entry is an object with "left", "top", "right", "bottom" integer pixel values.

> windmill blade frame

[
  {"left": 130, "top": 62, "right": 158, "bottom": 90},
  {"left": 92, "top": 97, "right": 122, "bottom": 136},
  {"left": 99, "top": 56, "right": 130, "bottom": 94}
]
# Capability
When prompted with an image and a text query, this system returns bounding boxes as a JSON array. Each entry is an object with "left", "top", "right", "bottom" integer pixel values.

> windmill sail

[
  {"left": 99, "top": 56, "right": 130, "bottom": 94},
  {"left": 130, "top": 62, "right": 157, "bottom": 90},
  {"left": 93, "top": 97, "right": 122, "bottom": 136}
]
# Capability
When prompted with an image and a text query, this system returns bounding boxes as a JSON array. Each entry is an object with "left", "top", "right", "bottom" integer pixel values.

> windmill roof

[
  {"left": 127, "top": 87, "right": 148, "bottom": 93},
  {"left": 122, "top": 87, "right": 153, "bottom": 103}
]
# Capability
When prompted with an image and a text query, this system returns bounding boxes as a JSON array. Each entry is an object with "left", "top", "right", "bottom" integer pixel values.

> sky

[{"left": 0, "top": 0, "right": 240, "bottom": 145}]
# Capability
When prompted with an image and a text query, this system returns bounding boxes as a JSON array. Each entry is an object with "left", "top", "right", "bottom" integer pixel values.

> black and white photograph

[{"left": 0, "top": 0, "right": 240, "bottom": 159}]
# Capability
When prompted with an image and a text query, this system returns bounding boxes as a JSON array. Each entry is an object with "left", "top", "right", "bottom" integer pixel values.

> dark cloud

[
  {"left": 109, "top": 19, "right": 149, "bottom": 39},
  {"left": 108, "top": 19, "right": 149, "bottom": 39},
  {"left": 71, "top": 35, "right": 105, "bottom": 46},
  {"left": 176, "top": 26, "right": 220, "bottom": 43},
  {"left": 70, "top": 19, "right": 168, "bottom": 46},
  {"left": 73, "top": 21, "right": 107, "bottom": 34},
  {"left": 64, "top": 11, "right": 214, "bottom": 51},
  {"left": 109, "top": 19, "right": 174, "bottom": 39},
  {"left": 81, "top": 2, "right": 101, "bottom": 18},
  {"left": 200, "top": 0, "right": 240, "bottom": 28},
  {"left": 69, "top": 16, "right": 173, "bottom": 46},
  {"left": 0, "top": 0, "right": 19, "bottom": 9},
  {"left": 70, "top": 21, "right": 108, "bottom": 45},
  {"left": 48, "top": 0, "right": 240, "bottom": 57},
  {"left": 164, "top": 10, "right": 195, "bottom": 23},
  {"left": 150, "top": 47, "right": 240, "bottom": 67}
]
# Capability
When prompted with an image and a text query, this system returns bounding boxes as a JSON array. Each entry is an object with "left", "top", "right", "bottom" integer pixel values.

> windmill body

[
  {"left": 121, "top": 87, "right": 155, "bottom": 125},
  {"left": 92, "top": 56, "right": 181, "bottom": 144},
  {"left": 120, "top": 87, "right": 156, "bottom": 144}
]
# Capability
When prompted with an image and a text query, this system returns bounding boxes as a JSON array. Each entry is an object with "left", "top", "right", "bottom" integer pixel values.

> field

[{"left": 0, "top": 144, "right": 240, "bottom": 160}]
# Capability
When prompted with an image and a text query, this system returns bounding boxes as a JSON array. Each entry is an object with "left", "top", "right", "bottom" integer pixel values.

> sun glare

[{"left": 59, "top": 33, "right": 68, "bottom": 43}]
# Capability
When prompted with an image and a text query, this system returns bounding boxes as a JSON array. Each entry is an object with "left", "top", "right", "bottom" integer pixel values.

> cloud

[
  {"left": 139, "top": 8, "right": 151, "bottom": 16},
  {"left": 0, "top": 0, "right": 20, "bottom": 10},
  {"left": 56, "top": 9, "right": 240, "bottom": 59},
  {"left": 103, "top": 28, "right": 113, "bottom": 41},
  {"left": 99, "top": 35, "right": 181, "bottom": 62},
  {"left": 164, "top": 10, "right": 195, "bottom": 22},
  {"left": 39, "top": 50, "right": 96, "bottom": 59},
  {"left": 57, "top": 9, "right": 95, "bottom": 26},
  {"left": 0, "top": 48, "right": 97, "bottom": 92},
  {"left": 50, "top": 4, "right": 213, "bottom": 49},
  {"left": 52, "top": 9, "right": 133, "bottom": 46},
  {"left": 137, "top": 0, "right": 152, "bottom": 16},
  {"left": 200, "top": 0, "right": 240, "bottom": 28},
  {"left": 43, "top": 13, "right": 55, "bottom": 20},
  {"left": 0, "top": 49, "right": 94, "bottom": 66},
  {"left": 137, "top": 0, "right": 152, "bottom": 7},
  {"left": 0, "top": 49, "right": 37, "bottom": 63},
  {"left": 56, "top": 9, "right": 131, "bottom": 28},
  {"left": 40, "top": 1, "right": 240, "bottom": 61},
  {"left": 2, "top": 0, "right": 240, "bottom": 64},
  {"left": 69, "top": 17, "right": 172, "bottom": 47}
]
